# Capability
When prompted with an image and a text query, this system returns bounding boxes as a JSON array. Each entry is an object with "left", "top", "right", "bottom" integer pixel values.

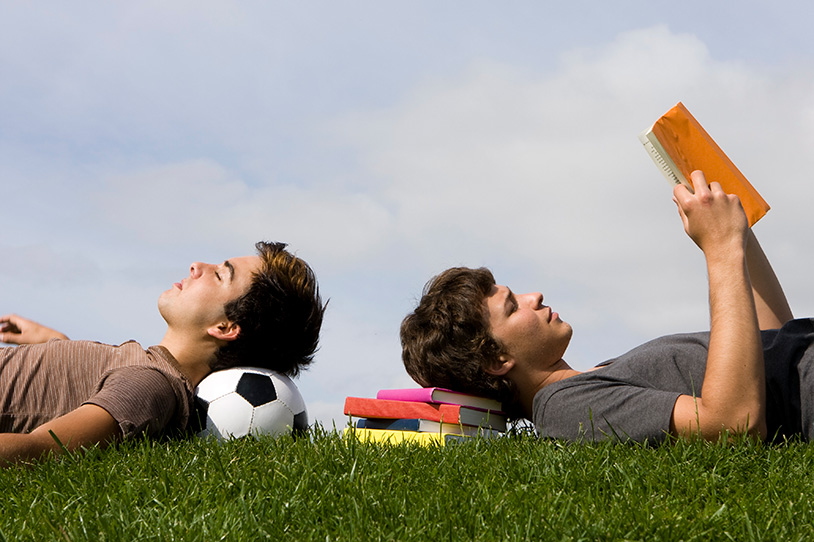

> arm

[
  {"left": 746, "top": 231, "right": 793, "bottom": 329},
  {"left": 0, "top": 314, "right": 69, "bottom": 344},
  {"left": 0, "top": 405, "right": 120, "bottom": 466},
  {"left": 670, "top": 171, "right": 767, "bottom": 441}
]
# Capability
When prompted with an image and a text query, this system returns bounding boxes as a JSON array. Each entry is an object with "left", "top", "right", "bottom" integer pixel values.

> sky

[{"left": 2, "top": 1, "right": 813, "bottom": 428}]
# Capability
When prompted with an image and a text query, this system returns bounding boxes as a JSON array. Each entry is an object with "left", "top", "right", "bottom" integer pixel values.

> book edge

[
  {"left": 433, "top": 389, "right": 503, "bottom": 410},
  {"left": 355, "top": 418, "right": 500, "bottom": 436},
  {"left": 344, "top": 427, "right": 468, "bottom": 445},
  {"left": 376, "top": 387, "right": 503, "bottom": 411},
  {"left": 638, "top": 128, "right": 689, "bottom": 188},
  {"left": 355, "top": 417, "right": 503, "bottom": 435}
]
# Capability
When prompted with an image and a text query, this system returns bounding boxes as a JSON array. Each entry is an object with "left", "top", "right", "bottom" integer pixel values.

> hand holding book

[{"left": 673, "top": 169, "right": 751, "bottom": 256}]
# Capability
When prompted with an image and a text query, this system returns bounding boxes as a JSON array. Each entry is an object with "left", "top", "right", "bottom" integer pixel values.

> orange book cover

[{"left": 639, "top": 102, "right": 769, "bottom": 226}]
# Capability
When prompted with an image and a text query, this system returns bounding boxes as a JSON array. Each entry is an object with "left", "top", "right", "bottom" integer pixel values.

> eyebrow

[{"left": 224, "top": 260, "right": 235, "bottom": 283}]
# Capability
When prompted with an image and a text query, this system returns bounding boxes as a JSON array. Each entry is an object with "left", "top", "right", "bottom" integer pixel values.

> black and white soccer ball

[{"left": 193, "top": 367, "right": 308, "bottom": 440}]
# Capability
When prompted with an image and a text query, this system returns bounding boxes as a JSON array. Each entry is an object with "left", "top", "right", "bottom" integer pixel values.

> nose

[
  {"left": 528, "top": 292, "right": 544, "bottom": 309},
  {"left": 189, "top": 262, "right": 208, "bottom": 279}
]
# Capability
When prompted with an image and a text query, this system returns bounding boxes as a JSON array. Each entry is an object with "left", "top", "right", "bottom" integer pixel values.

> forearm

[
  {"left": 746, "top": 230, "right": 793, "bottom": 329},
  {"left": 0, "top": 433, "right": 58, "bottom": 466},
  {"left": 0, "top": 314, "right": 69, "bottom": 344},
  {"left": 1, "top": 405, "right": 119, "bottom": 467},
  {"left": 670, "top": 172, "right": 767, "bottom": 440},
  {"left": 697, "top": 249, "right": 766, "bottom": 438}
]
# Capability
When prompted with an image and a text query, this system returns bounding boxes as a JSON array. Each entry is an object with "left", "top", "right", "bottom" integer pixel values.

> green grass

[{"left": 2, "top": 428, "right": 814, "bottom": 541}]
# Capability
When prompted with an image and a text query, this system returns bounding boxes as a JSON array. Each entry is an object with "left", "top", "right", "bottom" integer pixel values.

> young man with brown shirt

[{"left": 0, "top": 241, "right": 325, "bottom": 465}]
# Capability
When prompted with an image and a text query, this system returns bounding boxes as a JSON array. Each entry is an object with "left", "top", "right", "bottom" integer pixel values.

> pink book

[{"left": 375, "top": 387, "right": 503, "bottom": 412}]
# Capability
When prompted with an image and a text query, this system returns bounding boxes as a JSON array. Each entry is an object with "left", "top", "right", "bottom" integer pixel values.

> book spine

[
  {"left": 638, "top": 131, "right": 686, "bottom": 187},
  {"left": 344, "top": 427, "right": 467, "bottom": 446},
  {"left": 356, "top": 418, "right": 481, "bottom": 435},
  {"left": 376, "top": 388, "right": 504, "bottom": 412},
  {"left": 375, "top": 388, "right": 434, "bottom": 403},
  {"left": 357, "top": 418, "right": 423, "bottom": 431},
  {"left": 343, "top": 397, "right": 463, "bottom": 423}
]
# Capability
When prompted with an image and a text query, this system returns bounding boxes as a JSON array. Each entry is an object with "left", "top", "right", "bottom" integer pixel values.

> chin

[
  {"left": 559, "top": 325, "right": 574, "bottom": 353},
  {"left": 156, "top": 295, "right": 172, "bottom": 320}
]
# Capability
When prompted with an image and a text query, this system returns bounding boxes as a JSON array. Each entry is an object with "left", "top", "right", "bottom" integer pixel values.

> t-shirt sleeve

[
  {"left": 84, "top": 366, "right": 181, "bottom": 439},
  {"left": 534, "top": 380, "right": 681, "bottom": 443}
]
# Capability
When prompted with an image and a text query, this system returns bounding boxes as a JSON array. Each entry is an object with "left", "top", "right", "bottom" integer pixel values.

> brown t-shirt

[{"left": 0, "top": 339, "right": 194, "bottom": 438}]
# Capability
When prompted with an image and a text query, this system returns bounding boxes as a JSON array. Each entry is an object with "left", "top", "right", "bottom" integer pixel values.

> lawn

[{"left": 2, "top": 428, "right": 813, "bottom": 541}]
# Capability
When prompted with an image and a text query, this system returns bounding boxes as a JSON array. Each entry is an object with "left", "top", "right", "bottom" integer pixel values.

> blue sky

[{"left": 2, "top": 2, "right": 813, "bottom": 427}]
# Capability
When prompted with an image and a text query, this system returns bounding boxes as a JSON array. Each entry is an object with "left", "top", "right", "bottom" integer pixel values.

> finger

[
  {"left": 673, "top": 182, "right": 691, "bottom": 200},
  {"left": 690, "top": 170, "right": 709, "bottom": 194},
  {"left": 672, "top": 194, "right": 690, "bottom": 226},
  {"left": 0, "top": 314, "right": 21, "bottom": 328},
  {"left": 1, "top": 335, "right": 22, "bottom": 345},
  {"left": 0, "top": 319, "right": 20, "bottom": 333},
  {"left": 707, "top": 181, "right": 726, "bottom": 195},
  {"left": 672, "top": 183, "right": 695, "bottom": 209}
]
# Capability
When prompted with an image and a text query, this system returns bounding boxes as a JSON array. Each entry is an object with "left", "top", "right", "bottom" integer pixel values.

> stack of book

[{"left": 343, "top": 387, "right": 506, "bottom": 445}]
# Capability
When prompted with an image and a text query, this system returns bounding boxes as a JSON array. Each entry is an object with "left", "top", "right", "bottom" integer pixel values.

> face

[
  {"left": 485, "top": 284, "right": 572, "bottom": 371},
  {"left": 158, "top": 255, "right": 262, "bottom": 333}
]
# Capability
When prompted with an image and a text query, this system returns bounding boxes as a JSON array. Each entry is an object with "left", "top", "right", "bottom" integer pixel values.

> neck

[
  {"left": 159, "top": 328, "right": 218, "bottom": 387},
  {"left": 515, "top": 358, "right": 581, "bottom": 419}
]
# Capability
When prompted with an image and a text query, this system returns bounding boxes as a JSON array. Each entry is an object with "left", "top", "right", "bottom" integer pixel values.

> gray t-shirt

[{"left": 533, "top": 318, "right": 814, "bottom": 443}]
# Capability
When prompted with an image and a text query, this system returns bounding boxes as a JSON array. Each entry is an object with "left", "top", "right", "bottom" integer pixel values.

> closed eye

[{"left": 507, "top": 290, "right": 518, "bottom": 315}]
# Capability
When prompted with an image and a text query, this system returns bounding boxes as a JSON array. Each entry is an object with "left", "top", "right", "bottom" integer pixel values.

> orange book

[{"left": 638, "top": 102, "right": 769, "bottom": 226}]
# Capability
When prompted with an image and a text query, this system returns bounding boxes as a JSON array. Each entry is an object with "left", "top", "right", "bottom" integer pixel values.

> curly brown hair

[
  {"left": 400, "top": 267, "right": 521, "bottom": 417},
  {"left": 211, "top": 241, "right": 326, "bottom": 376}
]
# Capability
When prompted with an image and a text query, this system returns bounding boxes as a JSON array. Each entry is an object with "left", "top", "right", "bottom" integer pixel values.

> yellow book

[
  {"left": 639, "top": 102, "right": 770, "bottom": 226},
  {"left": 344, "top": 427, "right": 468, "bottom": 446}
]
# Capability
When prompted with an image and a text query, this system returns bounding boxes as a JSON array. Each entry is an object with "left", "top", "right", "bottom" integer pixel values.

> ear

[
  {"left": 207, "top": 321, "right": 241, "bottom": 343},
  {"left": 483, "top": 355, "right": 514, "bottom": 377}
]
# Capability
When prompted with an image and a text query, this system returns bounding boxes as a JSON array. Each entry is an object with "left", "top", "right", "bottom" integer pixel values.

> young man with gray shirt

[{"left": 401, "top": 171, "right": 801, "bottom": 443}]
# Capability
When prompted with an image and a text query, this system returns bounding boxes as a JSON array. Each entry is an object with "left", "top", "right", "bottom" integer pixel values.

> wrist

[{"left": 703, "top": 240, "right": 747, "bottom": 267}]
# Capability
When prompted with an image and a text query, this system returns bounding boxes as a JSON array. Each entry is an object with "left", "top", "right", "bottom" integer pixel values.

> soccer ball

[{"left": 193, "top": 367, "right": 308, "bottom": 440}]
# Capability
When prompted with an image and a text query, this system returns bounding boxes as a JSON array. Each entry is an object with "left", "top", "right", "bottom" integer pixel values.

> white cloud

[
  {"left": 93, "top": 160, "right": 249, "bottom": 244},
  {"left": 0, "top": 243, "right": 102, "bottom": 286},
  {"left": 90, "top": 159, "right": 396, "bottom": 265},
  {"left": 325, "top": 25, "right": 814, "bottom": 369}
]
